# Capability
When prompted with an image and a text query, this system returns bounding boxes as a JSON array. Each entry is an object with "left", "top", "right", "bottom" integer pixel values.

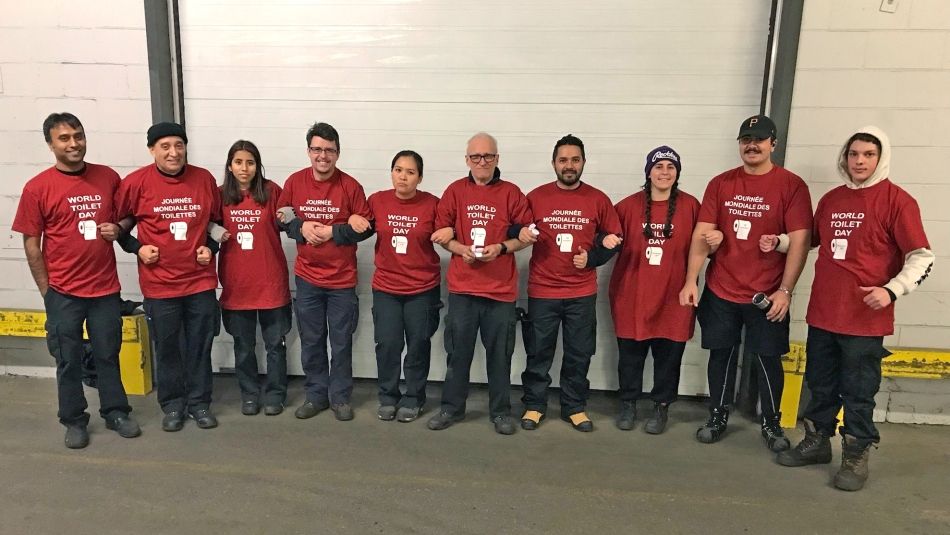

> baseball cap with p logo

[{"left": 737, "top": 115, "right": 776, "bottom": 140}]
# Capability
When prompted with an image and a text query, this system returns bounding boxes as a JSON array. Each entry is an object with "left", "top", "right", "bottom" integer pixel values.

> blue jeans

[{"left": 294, "top": 276, "right": 358, "bottom": 404}]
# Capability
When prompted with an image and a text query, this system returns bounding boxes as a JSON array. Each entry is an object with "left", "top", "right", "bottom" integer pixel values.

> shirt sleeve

[
  {"left": 697, "top": 178, "right": 720, "bottom": 225},
  {"left": 598, "top": 194, "right": 623, "bottom": 235},
  {"left": 347, "top": 179, "right": 373, "bottom": 220},
  {"left": 114, "top": 175, "right": 137, "bottom": 220},
  {"left": 892, "top": 193, "right": 930, "bottom": 254},
  {"left": 783, "top": 178, "right": 814, "bottom": 233},
  {"left": 11, "top": 186, "right": 44, "bottom": 237},
  {"left": 435, "top": 182, "right": 457, "bottom": 229},
  {"left": 508, "top": 185, "right": 533, "bottom": 226},
  {"left": 276, "top": 176, "right": 293, "bottom": 208}
]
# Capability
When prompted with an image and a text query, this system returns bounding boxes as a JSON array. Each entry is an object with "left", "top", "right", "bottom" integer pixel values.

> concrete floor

[{"left": 1, "top": 375, "right": 948, "bottom": 535}]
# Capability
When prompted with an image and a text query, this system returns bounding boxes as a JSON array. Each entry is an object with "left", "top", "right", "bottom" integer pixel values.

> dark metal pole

[{"left": 144, "top": 0, "right": 185, "bottom": 125}]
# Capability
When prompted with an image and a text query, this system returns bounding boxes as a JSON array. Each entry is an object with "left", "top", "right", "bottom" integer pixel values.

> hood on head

[{"left": 837, "top": 125, "right": 890, "bottom": 189}]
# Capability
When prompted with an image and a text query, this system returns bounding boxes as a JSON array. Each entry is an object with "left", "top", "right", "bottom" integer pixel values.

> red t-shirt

[
  {"left": 806, "top": 179, "right": 929, "bottom": 336},
  {"left": 368, "top": 189, "right": 441, "bottom": 295},
  {"left": 12, "top": 164, "right": 121, "bottom": 297},
  {"left": 277, "top": 167, "right": 372, "bottom": 289},
  {"left": 115, "top": 164, "right": 222, "bottom": 299},
  {"left": 609, "top": 190, "right": 700, "bottom": 342},
  {"left": 435, "top": 177, "right": 533, "bottom": 302},
  {"left": 698, "top": 165, "right": 813, "bottom": 303},
  {"left": 218, "top": 180, "right": 291, "bottom": 310},
  {"left": 526, "top": 182, "right": 622, "bottom": 299}
]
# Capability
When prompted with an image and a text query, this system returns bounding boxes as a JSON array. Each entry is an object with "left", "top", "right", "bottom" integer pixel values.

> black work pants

[
  {"left": 617, "top": 337, "right": 685, "bottom": 405},
  {"left": 221, "top": 304, "right": 292, "bottom": 406},
  {"left": 439, "top": 293, "right": 517, "bottom": 419},
  {"left": 803, "top": 326, "right": 888, "bottom": 446},
  {"left": 520, "top": 295, "right": 597, "bottom": 417},
  {"left": 44, "top": 289, "right": 130, "bottom": 426},
  {"left": 144, "top": 290, "right": 218, "bottom": 414},
  {"left": 372, "top": 287, "right": 441, "bottom": 409}
]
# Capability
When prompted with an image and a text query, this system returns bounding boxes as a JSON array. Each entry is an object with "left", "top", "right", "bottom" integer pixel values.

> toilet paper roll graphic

[
  {"left": 831, "top": 238, "right": 848, "bottom": 260},
  {"left": 733, "top": 219, "right": 751, "bottom": 240},
  {"left": 470, "top": 227, "right": 486, "bottom": 247},
  {"left": 237, "top": 231, "right": 254, "bottom": 250},
  {"left": 556, "top": 233, "right": 574, "bottom": 253},
  {"left": 169, "top": 221, "right": 188, "bottom": 241},
  {"left": 392, "top": 235, "right": 408, "bottom": 254},
  {"left": 645, "top": 246, "right": 663, "bottom": 265},
  {"left": 77, "top": 220, "right": 97, "bottom": 240}
]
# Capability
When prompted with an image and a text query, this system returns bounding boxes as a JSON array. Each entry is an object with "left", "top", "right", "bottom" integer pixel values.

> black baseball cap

[{"left": 737, "top": 115, "right": 776, "bottom": 140}]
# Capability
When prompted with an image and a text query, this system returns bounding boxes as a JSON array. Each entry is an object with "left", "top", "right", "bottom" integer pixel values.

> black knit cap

[{"left": 147, "top": 122, "right": 187, "bottom": 147}]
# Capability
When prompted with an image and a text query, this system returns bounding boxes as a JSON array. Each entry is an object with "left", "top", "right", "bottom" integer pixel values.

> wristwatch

[
  {"left": 778, "top": 286, "right": 792, "bottom": 296},
  {"left": 499, "top": 242, "right": 509, "bottom": 255}
]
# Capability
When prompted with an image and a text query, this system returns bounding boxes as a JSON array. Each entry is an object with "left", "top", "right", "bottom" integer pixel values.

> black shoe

[
  {"left": 396, "top": 406, "right": 421, "bottom": 423},
  {"left": 64, "top": 424, "right": 89, "bottom": 449},
  {"left": 377, "top": 405, "right": 397, "bottom": 421},
  {"left": 492, "top": 415, "right": 517, "bottom": 435},
  {"left": 777, "top": 419, "right": 833, "bottom": 467},
  {"left": 241, "top": 400, "right": 261, "bottom": 416},
  {"left": 294, "top": 400, "right": 329, "bottom": 419},
  {"left": 427, "top": 411, "right": 464, "bottom": 430},
  {"left": 263, "top": 404, "right": 284, "bottom": 416},
  {"left": 696, "top": 406, "right": 729, "bottom": 444},
  {"left": 520, "top": 410, "right": 545, "bottom": 431},
  {"left": 562, "top": 412, "right": 593, "bottom": 433},
  {"left": 189, "top": 408, "right": 218, "bottom": 429},
  {"left": 761, "top": 413, "right": 791, "bottom": 452},
  {"left": 616, "top": 401, "right": 637, "bottom": 431},
  {"left": 162, "top": 411, "right": 185, "bottom": 432},
  {"left": 105, "top": 415, "right": 142, "bottom": 438},
  {"left": 644, "top": 403, "right": 669, "bottom": 435},
  {"left": 331, "top": 403, "right": 354, "bottom": 421}
]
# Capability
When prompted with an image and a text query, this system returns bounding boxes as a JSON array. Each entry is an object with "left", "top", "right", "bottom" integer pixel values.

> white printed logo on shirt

[
  {"left": 169, "top": 221, "right": 188, "bottom": 241},
  {"left": 236, "top": 231, "right": 254, "bottom": 250},
  {"left": 392, "top": 235, "right": 408, "bottom": 255},
  {"left": 556, "top": 233, "right": 574, "bottom": 253},
  {"left": 645, "top": 246, "right": 663, "bottom": 266},
  {"left": 77, "top": 220, "right": 97, "bottom": 241},
  {"left": 831, "top": 238, "right": 848, "bottom": 260},
  {"left": 733, "top": 219, "right": 751, "bottom": 240}
]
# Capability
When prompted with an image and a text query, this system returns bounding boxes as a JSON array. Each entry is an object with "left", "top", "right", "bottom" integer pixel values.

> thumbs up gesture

[{"left": 573, "top": 246, "right": 588, "bottom": 269}]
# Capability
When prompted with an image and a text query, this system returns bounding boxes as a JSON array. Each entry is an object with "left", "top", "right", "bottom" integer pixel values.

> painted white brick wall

[
  {"left": 0, "top": 1, "right": 152, "bottom": 309},
  {"left": 786, "top": 0, "right": 950, "bottom": 350}
]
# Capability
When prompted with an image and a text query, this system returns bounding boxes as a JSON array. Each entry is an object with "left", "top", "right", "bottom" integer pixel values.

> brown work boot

[
  {"left": 834, "top": 434, "right": 872, "bottom": 491},
  {"left": 776, "top": 419, "right": 832, "bottom": 466}
]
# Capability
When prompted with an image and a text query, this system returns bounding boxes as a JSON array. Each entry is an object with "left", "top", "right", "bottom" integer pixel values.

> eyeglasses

[
  {"left": 467, "top": 153, "right": 497, "bottom": 163},
  {"left": 738, "top": 136, "right": 769, "bottom": 145},
  {"left": 308, "top": 147, "right": 339, "bottom": 156}
]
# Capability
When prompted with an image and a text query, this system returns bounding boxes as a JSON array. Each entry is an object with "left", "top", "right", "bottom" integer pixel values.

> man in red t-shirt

[
  {"left": 426, "top": 132, "right": 534, "bottom": 435},
  {"left": 276, "top": 122, "right": 373, "bottom": 422},
  {"left": 776, "top": 126, "right": 933, "bottom": 492},
  {"left": 13, "top": 113, "right": 139, "bottom": 448},
  {"left": 115, "top": 122, "right": 222, "bottom": 432},
  {"left": 518, "top": 134, "right": 622, "bottom": 432},
  {"left": 679, "top": 115, "right": 813, "bottom": 451}
]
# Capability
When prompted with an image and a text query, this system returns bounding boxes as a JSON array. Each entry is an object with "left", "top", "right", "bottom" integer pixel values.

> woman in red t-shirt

[
  {"left": 609, "top": 146, "right": 701, "bottom": 435},
  {"left": 217, "top": 140, "right": 292, "bottom": 416},
  {"left": 366, "top": 151, "right": 442, "bottom": 423}
]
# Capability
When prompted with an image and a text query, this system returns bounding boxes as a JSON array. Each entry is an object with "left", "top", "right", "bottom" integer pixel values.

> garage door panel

[{"left": 180, "top": 1, "right": 771, "bottom": 394}]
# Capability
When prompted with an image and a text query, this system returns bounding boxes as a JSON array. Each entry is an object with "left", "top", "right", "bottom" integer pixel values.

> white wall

[
  {"left": 0, "top": 0, "right": 152, "bottom": 311},
  {"left": 785, "top": 0, "right": 950, "bottom": 348}
]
